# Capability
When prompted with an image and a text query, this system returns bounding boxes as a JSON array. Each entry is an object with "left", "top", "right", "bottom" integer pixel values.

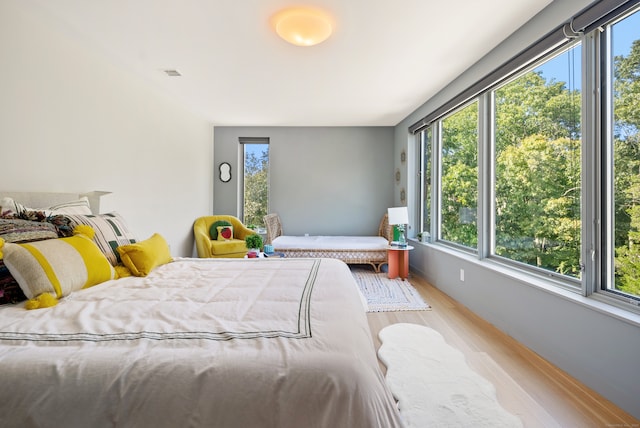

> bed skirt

[{"left": 275, "top": 248, "right": 388, "bottom": 272}]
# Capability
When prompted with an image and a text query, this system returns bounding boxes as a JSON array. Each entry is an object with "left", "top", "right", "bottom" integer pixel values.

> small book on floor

[{"left": 264, "top": 252, "right": 285, "bottom": 258}]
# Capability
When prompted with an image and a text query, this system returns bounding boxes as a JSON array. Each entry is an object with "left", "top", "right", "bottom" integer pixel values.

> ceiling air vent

[{"left": 163, "top": 69, "right": 182, "bottom": 77}]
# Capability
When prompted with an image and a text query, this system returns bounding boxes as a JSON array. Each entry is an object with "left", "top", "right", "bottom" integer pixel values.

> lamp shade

[
  {"left": 271, "top": 7, "right": 333, "bottom": 46},
  {"left": 388, "top": 207, "right": 409, "bottom": 225}
]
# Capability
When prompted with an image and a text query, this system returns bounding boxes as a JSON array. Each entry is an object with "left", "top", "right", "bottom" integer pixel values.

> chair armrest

[
  {"left": 193, "top": 220, "right": 212, "bottom": 258},
  {"left": 229, "top": 219, "right": 258, "bottom": 240},
  {"left": 235, "top": 226, "right": 258, "bottom": 240}
]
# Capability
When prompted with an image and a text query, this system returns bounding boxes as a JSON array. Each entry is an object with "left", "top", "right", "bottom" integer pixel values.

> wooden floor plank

[{"left": 366, "top": 271, "right": 639, "bottom": 427}]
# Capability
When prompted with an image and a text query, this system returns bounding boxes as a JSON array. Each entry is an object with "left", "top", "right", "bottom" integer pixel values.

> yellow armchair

[{"left": 193, "top": 215, "right": 258, "bottom": 258}]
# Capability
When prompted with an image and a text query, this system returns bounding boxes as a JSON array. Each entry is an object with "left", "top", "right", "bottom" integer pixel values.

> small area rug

[
  {"left": 378, "top": 323, "right": 523, "bottom": 428},
  {"left": 351, "top": 268, "right": 429, "bottom": 312}
]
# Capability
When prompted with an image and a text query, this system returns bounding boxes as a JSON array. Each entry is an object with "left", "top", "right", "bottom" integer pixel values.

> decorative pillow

[
  {"left": 0, "top": 259, "right": 26, "bottom": 305},
  {"left": 0, "top": 197, "right": 22, "bottom": 217},
  {"left": 4, "top": 211, "right": 74, "bottom": 237},
  {"left": 0, "top": 196, "right": 92, "bottom": 217},
  {"left": 0, "top": 218, "right": 58, "bottom": 243},
  {"left": 63, "top": 212, "right": 137, "bottom": 265},
  {"left": 1, "top": 227, "right": 116, "bottom": 309},
  {"left": 117, "top": 233, "right": 172, "bottom": 277},
  {"left": 0, "top": 217, "right": 64, "bottom": 306},
  {"left": 45, "top": 197, "right": 92, "bottom": 215},
  {"left": 209, "top": 220, "right": 232, "bottom": 240},
  {"left": 217, "top": 225, "right": 234, "bottom": 241}
]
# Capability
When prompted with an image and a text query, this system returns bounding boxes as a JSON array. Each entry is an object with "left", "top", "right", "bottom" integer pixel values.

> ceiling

[{"left": 23, "top": 0, "right": 553, "bottom": 127}]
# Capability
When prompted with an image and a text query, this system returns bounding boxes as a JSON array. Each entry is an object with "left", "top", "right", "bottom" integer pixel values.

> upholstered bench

[{"left": 263, "top": 213, "right": 392, "bottom": 272}]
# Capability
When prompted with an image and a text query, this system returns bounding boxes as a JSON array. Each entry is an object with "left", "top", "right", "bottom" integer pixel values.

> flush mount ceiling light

[{"left": 271, "top": 6, "right": 333, "bottom": 47}]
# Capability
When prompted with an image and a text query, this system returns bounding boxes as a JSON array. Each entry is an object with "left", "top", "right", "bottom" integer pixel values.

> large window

[
  {"left": 414, "top": 2, "right": 640, "bottom": 310},
  {"left": 494, "top": 45, "right": 582, "bottom": 279},
  {"left": 606, "top": 8, "right": 640, "bottom": 299},
  {"left": 440, "top": 101, "right": 478, "bottom": 250},
  {"left": 241, "top": 138, "right": 269, "bottom": 229}
]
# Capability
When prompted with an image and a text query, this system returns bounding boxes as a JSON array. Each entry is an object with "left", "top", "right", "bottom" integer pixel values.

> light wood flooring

[{"left": 366, "top": 271, "right": 640, "bottom": 428}]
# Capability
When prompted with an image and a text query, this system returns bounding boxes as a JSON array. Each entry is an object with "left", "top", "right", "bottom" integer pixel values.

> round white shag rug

[{"left": 378, "top": 323, "right": 523, "bottom": 428}]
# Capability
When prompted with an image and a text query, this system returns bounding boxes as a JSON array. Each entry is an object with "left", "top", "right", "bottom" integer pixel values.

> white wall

[
  {"left": 0, "top": 2, "right": 213, "bottom": 257},
  {"left": 394, "top": 0, "right": 640, "bottom": 419}
]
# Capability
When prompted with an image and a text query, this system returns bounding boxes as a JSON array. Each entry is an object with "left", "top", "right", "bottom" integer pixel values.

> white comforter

[{"left": 0, "top": 258, "right": 403, "bottom": 428}]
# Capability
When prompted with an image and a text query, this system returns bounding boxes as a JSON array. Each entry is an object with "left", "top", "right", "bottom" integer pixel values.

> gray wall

[
  {"left": 214, "top": 127, "right": 394, "bottom": 236},
  {"left": 395, "top": 0, "right": 640, "bottom": 419}
]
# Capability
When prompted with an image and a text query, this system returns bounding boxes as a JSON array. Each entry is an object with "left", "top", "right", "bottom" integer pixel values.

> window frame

[
  {"left": 413, "top": 1, "right": 640, "bottom": 314},
  {"left": 594, "top": 7, "right": 640, "bottom": 308},
  {"left": 436, "top": 99, "right": 480, "bottom": 254},
  {"left": 239, "top": 137, "right": 270, "bottom": 230},
  {"left": 488, "top": 40, "right": 584, "bottom": 287},
  {"left": 417, "top": 128, "right": 432, "bottom": 243}
]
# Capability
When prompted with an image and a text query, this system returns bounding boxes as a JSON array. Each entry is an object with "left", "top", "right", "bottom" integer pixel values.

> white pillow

[
  {"left": 0, "top": 196, "right": 92, "bottom": 216},
  {"left": 0, "top": 197, "right": 22, "bottom": 216},
  {"left": 44, "top": 197, "right": 92, "bottom": 215}
]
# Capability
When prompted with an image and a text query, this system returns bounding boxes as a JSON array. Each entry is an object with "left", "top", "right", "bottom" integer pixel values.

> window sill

[
  {"left": 411, "top": 239, "right": 640, "bottom": 328},
  {"left": 485, "top": 259, "right": 640, "bottom": 328}
]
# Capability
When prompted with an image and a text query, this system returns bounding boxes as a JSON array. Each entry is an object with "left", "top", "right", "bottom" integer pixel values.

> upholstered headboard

[{"left": 0, "top": 191, "right": 110, "bottom": 215}]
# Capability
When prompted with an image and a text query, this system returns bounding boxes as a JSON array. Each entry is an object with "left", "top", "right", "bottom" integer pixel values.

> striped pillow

[
  {"left": 45, "top": 197, "right": 92, "bottom": 215},
  {"left": 63, "top": 212, "right": 137, "bottom": 265},
  {"left": 1, "top": 230, "right": 116, "bottom": 304},
  {"left": 0, "top": 196, "right": 92, "bottom": 217}
]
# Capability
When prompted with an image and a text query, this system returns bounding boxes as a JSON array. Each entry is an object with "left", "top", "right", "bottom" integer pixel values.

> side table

[{"left": 387, "top": 245, "right": 414, "bottom": 280}]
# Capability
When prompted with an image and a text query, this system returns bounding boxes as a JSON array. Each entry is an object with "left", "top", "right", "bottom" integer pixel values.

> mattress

[
  {"left": 272, "top": 235, "right": 389, "bottom": 250},
  {"left": 0, "top": 257, "right": 403, "bottom": 428}
]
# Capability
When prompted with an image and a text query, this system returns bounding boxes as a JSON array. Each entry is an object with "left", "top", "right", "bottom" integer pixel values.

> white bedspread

[
  {"left": 0, "top": 258, "right": 402, "bottom": 428},
  {"left": 273, "top": 235, "right": 389, "bottom": 250}
]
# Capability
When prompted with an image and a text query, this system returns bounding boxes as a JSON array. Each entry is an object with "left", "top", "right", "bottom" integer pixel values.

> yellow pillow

[
  {"left": 117, "top": 233, "right": 172, "bottom": 277},
  {"left": 216, "top": 225, "right": 234, "bottom": 241},
  {"left": 1, "top": 226, "right": 116, "bottom": 309}
]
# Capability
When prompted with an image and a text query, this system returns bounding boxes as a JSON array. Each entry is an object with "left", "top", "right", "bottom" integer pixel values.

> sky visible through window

[
  {"left": 245, "top": 143, "right": 267, "bottom": 159},
  {"left": 536, "top": 11, "right": 639, "bottom": 83},
  {"left": 611, "top": 11, "right": 639, "bottom": 58}
]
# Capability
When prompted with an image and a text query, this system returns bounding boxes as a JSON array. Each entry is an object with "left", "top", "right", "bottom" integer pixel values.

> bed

[
  {"left": 264, "top": 213, "right": 392, "bottom": 272},
  {"left": 0, "top": 192, "right": 403, "bottom": 428}
]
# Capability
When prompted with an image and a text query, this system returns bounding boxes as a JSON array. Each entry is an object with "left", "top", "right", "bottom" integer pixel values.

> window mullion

[
  {"left": 582, "top": 29, "right": 600, "bottom": 297},
  {"left": 478, "top": 93, "right": 492, "bottom": 260},
  {"left": 432, "top": 122, "right": 442, "bottom": 243}
]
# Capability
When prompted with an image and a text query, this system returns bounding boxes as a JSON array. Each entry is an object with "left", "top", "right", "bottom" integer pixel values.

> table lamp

[{"left": 388, "top": 206, "right": 409, "bottom": 247}]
